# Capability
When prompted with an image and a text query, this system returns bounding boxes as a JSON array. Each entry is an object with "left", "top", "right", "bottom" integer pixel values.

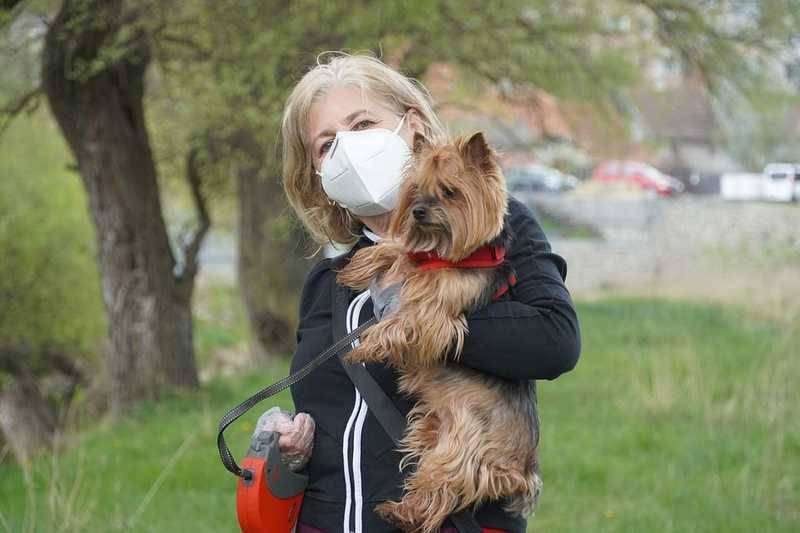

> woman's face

[{"left": 307, "top": 84, "right": 421, "bottom": 174}]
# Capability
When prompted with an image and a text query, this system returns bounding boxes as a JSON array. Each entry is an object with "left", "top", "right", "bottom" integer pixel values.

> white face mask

[{"left": 316, "top": 112, "right": 411, "bottom": 216}]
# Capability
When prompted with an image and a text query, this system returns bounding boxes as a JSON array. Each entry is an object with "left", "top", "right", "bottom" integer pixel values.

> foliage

[
  {"left": 0, "top": 297, "right": 798, "bottom": 531},
  {"left": 0, "top": 111, "right": 105, "bottom": 379},
  {"left": 5, "top": 0, "right": 799, "bottom": 191},
  {"left": 137, "top": 0, "right": 800, "bottom": 203},
  {"left": 714, "top": 81, "right": 800, "bottom": 169}
]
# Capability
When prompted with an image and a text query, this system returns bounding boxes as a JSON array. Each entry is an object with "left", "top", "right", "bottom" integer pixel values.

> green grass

[
  {"left": 193, "top": 282, "right": 250, "bottom": 371},
  {"left": 1, "top": 298, "right": 798, "bottom": 532},
  {"left": 0, "top": 366, "right": 293, "bottom": 533},
  {"left": 534, "top": 299, "right": 799, "bottom": 532},
  {"left": 537, "top": 213, "right": 600, "bottom": 240}
]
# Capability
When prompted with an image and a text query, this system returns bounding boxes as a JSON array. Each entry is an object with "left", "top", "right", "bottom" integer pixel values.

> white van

[
  {"left": 762, "top": 163, "right": 800, "bottom": 202},
  {"left": 720, "top": 172, "right": 764, "bottom": 201}
]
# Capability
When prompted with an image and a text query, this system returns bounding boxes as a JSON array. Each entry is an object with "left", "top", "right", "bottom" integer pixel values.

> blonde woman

[{"left": 272, "top": 53, "right": 580, "bottom": 533}]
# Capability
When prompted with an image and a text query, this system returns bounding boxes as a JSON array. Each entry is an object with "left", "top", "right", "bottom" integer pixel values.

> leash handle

[{"left": 217, "top": 317, "right": 377, "bottom": 477}]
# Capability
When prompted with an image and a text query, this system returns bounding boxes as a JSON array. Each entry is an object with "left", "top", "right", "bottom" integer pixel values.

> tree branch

[
  {"left": 158, "top": 33, "right": 212, "bottom": 59},
  {"left": 0, "top": 86, "right": 41, "bottom": 136},
  {"left": 177, "top": 147, "right": 211, "bottom": 284}
]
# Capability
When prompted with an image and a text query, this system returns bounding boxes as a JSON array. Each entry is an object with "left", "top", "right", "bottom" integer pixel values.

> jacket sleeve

[
  {"left": 295, "top": 258, "right": 334, "bottom": 345},
  {"left": 454, "top": 198, "right": 581, "bottom": 380}
]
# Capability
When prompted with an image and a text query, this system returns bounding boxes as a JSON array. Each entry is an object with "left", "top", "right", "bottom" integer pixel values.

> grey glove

[
  {"left": 254, "top": 407, "right": 315, "bottom": 472},
  {"left": 369, "top": 277, "right": 403, "bottom": 321}
]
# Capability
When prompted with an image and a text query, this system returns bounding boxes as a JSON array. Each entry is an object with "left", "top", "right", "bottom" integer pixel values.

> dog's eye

[{"left": 442, "top": 186, "right": 456, "bottom": 199}]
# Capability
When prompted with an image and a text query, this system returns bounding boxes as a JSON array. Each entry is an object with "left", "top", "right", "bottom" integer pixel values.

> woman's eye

[
  {"left": 319, "top": 139, "right": 333, "bottom": 157},
  {"left": 353, "top": 119, "right": 375, "bottom": 131},
  {"left": 442, "top": 186, "right": 456, "bottom": 199}
]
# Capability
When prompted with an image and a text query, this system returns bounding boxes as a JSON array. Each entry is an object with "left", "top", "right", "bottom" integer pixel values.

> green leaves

[{"left": 0, "top": 111, "right": 106, "bottom": 369}]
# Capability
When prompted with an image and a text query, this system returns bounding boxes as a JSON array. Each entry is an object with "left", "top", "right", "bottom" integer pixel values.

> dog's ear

[
  {"left": 412, "top": 132, "right": 431, "bottom": 155},
  {"left": 462, "top": 132, "right": 493, "bottom": 171}
]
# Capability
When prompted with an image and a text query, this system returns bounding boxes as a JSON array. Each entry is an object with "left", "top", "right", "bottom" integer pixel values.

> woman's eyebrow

[{"left": 313, "top": 109, "right": 369, "bottom": 147}]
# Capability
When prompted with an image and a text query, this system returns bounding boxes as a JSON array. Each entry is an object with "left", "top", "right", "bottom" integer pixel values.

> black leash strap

[
  {"left": 332, "top": 282, "right": 483, "bottom": 533},
  {"left": 216, "top": 316, "right": 377, "bottom": 478}
]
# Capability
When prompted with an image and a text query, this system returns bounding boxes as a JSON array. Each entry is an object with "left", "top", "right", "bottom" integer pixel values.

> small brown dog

[{"left": 337, "top": 132, "right": 541, "bottom": 533}]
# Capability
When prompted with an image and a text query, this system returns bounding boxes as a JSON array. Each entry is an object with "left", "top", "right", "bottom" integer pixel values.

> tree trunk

[
  {"left": 0, "top": 377, "right": 55, "bottom": 463},
  {"left": 40, "top": 0, "right": 200, "bottom": 416},
  {"left": 237, "top": 158, "right": 311, "bottom": 360}
]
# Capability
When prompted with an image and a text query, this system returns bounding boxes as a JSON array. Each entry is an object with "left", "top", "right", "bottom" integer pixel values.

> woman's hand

[
  {"left": 254, "top": 407, "right": 315, "bottom": 472},
  {"left": 369, "top": 276, "right": 402, "bottom": 321}
]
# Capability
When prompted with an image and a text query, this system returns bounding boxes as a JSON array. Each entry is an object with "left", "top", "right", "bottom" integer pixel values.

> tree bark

[
  {"left": 40, "top": 0, "right": 200, "bottom": 416},
  {"left": 237, "top": 156, "right": 310, "bottom": 361},
  {"left": 0, "top": 377, "right": 55, "bottom": 463}
]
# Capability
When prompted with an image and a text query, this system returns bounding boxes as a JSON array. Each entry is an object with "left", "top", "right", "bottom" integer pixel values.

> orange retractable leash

[
  {"left": 236, "top": 430, "right": 306, "bottom": 532},
  {"left": 217, "top": 318, "right": 375, "bottom": 533}
]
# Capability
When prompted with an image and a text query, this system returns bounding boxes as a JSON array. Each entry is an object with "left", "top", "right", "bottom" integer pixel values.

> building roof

[{"left": 629, "top": 83, "right": 717, "bottom": 144}]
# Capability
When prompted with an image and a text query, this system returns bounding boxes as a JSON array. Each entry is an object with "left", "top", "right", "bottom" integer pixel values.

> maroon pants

[{"left": 296, "top": 525, "right": 325, "bottom": 533}]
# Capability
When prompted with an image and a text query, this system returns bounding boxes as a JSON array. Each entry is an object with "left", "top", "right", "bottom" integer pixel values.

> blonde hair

[{"left": 281, "top": 52, "right": 445, "bottom": 245}]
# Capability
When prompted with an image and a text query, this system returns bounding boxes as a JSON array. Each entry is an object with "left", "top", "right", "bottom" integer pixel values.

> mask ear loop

[
  {"left": 393, "top": 111, "right": 408, "bottom": 135},
  {"left": 315, "top": 137, "right": 340, "bottom": 178}
]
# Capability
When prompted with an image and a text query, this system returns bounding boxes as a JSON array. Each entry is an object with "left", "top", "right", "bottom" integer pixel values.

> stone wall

[{"left": 528, "top": 195, "right": 800, "bottom": 295}]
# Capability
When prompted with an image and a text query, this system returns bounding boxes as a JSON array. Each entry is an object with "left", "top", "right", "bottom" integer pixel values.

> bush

[{"left": 0, "top": 111, "right": 105, "bottom": 393}]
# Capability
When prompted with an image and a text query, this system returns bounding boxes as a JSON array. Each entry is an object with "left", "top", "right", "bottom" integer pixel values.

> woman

[{"left": 272, "top": 53, "right": 581, "bottom": 533}]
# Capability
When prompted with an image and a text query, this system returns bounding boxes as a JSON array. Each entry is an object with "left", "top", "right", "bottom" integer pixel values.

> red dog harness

[{"left": 407, "top": 244, "right": 517, "bottom": 300}]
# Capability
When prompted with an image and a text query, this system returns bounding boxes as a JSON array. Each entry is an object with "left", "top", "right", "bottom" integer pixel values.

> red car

[{"left": 592, "top": 160, "right": 685, "bottom": 196}]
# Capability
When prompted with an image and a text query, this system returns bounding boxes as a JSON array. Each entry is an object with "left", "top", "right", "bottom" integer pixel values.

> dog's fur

[{"left": 336, "top": 132, "right": 541, "bottom": 533}]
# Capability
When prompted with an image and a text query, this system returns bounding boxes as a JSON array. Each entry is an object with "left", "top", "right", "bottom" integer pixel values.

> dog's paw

[
  {"left": 382, "top": 482, "right": 460, "bottom": 533},
  {"left": 342, "top": 347, "right": 367, "bottom": 365},
  {"left": 342, "top": 351, "right": 364, "bottom": 365},
  {"left": 374, "top": 501, "right": 421, "bottom": 532},
  {"left": 343, "top": 343, "right": 383, "bottom": 365}
]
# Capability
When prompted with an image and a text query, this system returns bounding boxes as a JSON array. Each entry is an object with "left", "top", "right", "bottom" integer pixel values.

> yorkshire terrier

[{"left": 337, "top": 132, "right": 541, "bottom": 533}]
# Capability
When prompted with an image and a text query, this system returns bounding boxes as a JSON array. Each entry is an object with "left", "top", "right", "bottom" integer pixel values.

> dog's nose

[{"left": 412, "top": 207, "right": 427, "bottom": 221}]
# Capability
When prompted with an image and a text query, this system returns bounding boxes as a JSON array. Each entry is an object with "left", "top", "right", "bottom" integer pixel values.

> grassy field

[{"left": 1, "top": 297, "right": 798, "bottom": 532}]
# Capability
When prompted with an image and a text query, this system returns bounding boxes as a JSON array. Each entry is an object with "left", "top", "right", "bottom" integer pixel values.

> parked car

[
  {"left": 762, "top": 163, "right": 800, "bottom": 202},
  {"left": 504, "top": 164, "right": 578, "bottom": 194},
  {"left": 721, "top": 163, "right": 800, "bottom": 202},
  {"left": 592, "top": 160, "right": 684, "bottom": 196}
]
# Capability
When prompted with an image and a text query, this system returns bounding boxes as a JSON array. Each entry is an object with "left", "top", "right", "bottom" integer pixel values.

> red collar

[
  {"left": 406, "top": 244, "right": 506, "bottom": 271},
  {"left": 406, "top": 244, "right": 516, "bottom": 300}
]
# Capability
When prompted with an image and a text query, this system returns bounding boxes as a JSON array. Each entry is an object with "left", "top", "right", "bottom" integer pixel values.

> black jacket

[{"left": 289, "top": 198, "right": 581, "bottom": 533}]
